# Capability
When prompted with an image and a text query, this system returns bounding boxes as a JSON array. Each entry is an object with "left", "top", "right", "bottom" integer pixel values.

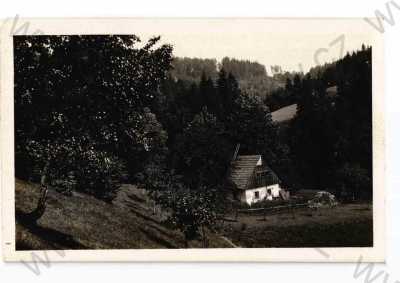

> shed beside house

[{"left": 229, "top": 154, "right": 282, "bottom": 205}]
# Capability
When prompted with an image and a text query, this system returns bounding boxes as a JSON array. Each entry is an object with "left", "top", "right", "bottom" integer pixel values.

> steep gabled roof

[
  {"left": 230, "top": 155, "right": 261, "bottom": 190},
  {"left": 229, "top": 155, "right": 281, "bottom": 190}
]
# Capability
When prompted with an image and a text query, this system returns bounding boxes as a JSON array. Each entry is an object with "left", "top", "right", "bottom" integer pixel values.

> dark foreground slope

[
  {"left": 222, "top": 203, "right": 373, "bottom": 248},
  {"left": 15, "top": 179, "right": 231, "bottom": 250},
  {"left": 14, "top": 178, "right": 372, "bottom": 249}
]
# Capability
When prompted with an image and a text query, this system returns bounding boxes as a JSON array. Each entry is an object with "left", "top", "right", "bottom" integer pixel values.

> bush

[
  {"left": 25, "top": 140, "right": 127, "bottom": 201},
  {"left": 307, "top": 191, "right": 338, "bottom": 209},
  {"left": 74, "top": 150, "right": 127, "bottom": 201}
]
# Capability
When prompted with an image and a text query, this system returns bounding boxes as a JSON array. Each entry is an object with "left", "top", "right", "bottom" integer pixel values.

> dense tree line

[
  {"left": 264, "top": 74, "right": 302, "bottom": 111},
  {"left": 286, "top": 45, "right": 372, "bottom": 199},
  {"left": 220, "top": 57, "right": 267, "bottom": 78},
  {"left": 263, "top": 46, "right": 372, "bottom": 201},
  {"left": 169, "top": 56, "right": 285, "bottom": 98},
  {"left": 170, "top": 57, "right": 218, "bottom": 82}
]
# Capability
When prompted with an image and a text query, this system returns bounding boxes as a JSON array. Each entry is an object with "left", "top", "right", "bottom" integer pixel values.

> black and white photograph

[{"left": 1, "top": 18, "right": 384, "bottom": 262}]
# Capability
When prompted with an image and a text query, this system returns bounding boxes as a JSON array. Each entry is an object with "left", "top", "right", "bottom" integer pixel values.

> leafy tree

[
  {"left": 227, "top": 94, "right": 277, "bottom": 158},
  {"left": 14, "top": 35, "right": 173, "bottom": 221},
  {"left": 141, "top": 164, "right": 224, "bottom": 247},
  {"left": 163, "top": 186, "right": 221, "bottom": 247},
  {"left": 173, "top": 108, "right": 232, "bottom": 187}
]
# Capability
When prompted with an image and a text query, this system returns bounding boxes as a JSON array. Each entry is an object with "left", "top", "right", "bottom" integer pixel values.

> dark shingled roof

[
  {"left": 230, "top": 155, "right": 280, "bottom": 190},
  {"left": 230, "top": 155, "right": 261, "bottom": 190}
]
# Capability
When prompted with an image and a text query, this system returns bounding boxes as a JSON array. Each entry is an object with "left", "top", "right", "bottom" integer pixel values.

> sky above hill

[{"left": 133, "top": 18, "right": 377, "bottom": 74}]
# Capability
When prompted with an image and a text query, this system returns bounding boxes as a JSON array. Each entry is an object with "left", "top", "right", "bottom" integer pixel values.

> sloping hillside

[
  {"left": 15, "top": 179, "right": 231, "bottom": 250},
  {"left": 271, "top": 104, "right": 297, "bottom": 123}
]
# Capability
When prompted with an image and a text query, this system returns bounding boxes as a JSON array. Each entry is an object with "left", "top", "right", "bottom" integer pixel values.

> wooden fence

[
  {"left": 237, "top": 203, "right": 308, "bottom": 213},
  {"left": 218, "top": 203, "right": 311, "bottom": 223},
  {"left": 234, "top": 203, "right": 309, "bottom": 221}
]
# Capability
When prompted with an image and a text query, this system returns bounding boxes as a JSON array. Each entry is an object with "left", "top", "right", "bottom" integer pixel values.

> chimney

[{"left": 232, "top": 143, "right": 240, "bottom": 162}]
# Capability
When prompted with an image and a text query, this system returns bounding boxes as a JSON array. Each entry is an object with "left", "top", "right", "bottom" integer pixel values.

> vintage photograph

[{"left": 1, "top": 19, "right": 383, "bottom": 260}]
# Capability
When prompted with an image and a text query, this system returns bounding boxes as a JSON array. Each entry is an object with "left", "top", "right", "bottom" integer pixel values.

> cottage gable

[
  {"left": 229, "top": 154, "right": 282, "bottom": 205},
  {"left": 230, "top": 155, "right": 280, "bottom": 190}
]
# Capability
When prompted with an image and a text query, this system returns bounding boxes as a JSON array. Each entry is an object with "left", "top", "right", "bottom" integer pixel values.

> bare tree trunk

[{"left": 27, "top": 162, "right": 50, "bottom": 223}]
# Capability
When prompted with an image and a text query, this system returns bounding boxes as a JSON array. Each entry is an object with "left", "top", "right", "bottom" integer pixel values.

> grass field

[
  {"left": 15, "top": 179, "right": 232, "bottom": 250},
  {"left": 221, "top": 203, "right": 373, "bottom": 247},
  {"left": 271, "top": 103, "right": 298, "bottom": 123},
  {"left": 15, "top": 178, "right": 372, "bottom": 249}
]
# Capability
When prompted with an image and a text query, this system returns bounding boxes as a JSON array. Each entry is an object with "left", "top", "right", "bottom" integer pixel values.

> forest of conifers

[{"left": 14, "top": 35, "right": 372, "bottom": 240}]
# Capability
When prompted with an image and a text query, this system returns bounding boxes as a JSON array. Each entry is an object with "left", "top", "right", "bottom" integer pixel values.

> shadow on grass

[
  {"left": 138, "top": 226, "right": 179, "bottom": 249},
  {"left": 16, "top": 210, "right": 87, "bottom": 250},
  {"left": 231, "top": 219, "right": 373, "bottom": 248}
]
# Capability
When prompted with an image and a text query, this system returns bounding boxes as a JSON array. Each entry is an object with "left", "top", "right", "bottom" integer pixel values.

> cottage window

[{"left": 254, "top": 191, "right": 260, "bottom": 199}]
